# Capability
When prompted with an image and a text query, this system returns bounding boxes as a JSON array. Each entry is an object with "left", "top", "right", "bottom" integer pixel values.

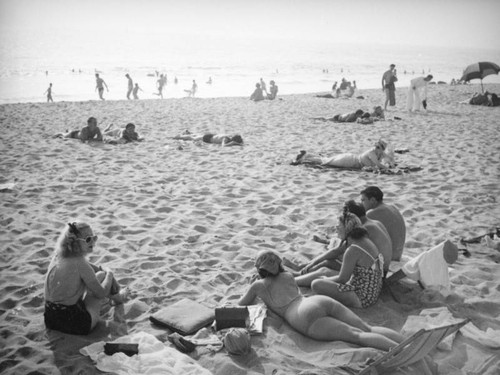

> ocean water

[{"left": 1, "top": 29, "right": 499, "bottom": 104}]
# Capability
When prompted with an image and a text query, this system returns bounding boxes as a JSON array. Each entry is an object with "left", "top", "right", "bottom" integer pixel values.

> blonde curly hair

[{"left": 55, "top": 222, "right": 92, "bottom": 258}]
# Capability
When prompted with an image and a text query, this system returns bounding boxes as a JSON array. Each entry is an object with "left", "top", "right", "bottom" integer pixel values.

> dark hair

[
  {"left": 348, "top": 226, "right": 368, "bottom": 239},
  {"left": 125, "top": 123, "right": 135, "bottom": 129},
  {"left": 390, "top": 64, "right": 395, "bottom": 68},
  {"left": 426, "top": 74, "right": 433, "bottom": 80},
  {"left": 360, "top": 186, "right": 383, "bottom": 202},
  {"left": 87, "top": 117, "right": 97, "bottom": 124},
  {"left": 355, "top": 109, "right": 364, "bottom": 116},
  {"left": 231, "top": 134, "right": 243, "bottom": 144},
  {"left": 344, "top": 200, "right": 366, "bottom": 218},
  {"left": 258, "top": 264, "right": 284, "bottom": 279}
]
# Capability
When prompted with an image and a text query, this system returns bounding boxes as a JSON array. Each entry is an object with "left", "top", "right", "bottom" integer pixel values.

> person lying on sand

[
  {"left": 291, "top": 139, "right": 394, "bottom": 170},
  {"left": 53, "top": 117, "right": 103, "bottom": 143},
  {"left": 313, "top": 106, "right": 384, "bottom": 123},
  {"left": 468, "top": 91, "right": 500, "bottom": 107},
  {"left": 238, "top": 250, "right": 403, "bottom": 350},
  {"left": 291, "top": 201, "right": 392, "bottom": 285},
  {"left": 44, "top": 222, "right": 126, "bottom": 335},
  {"left": 173, "top": 131, "right": 243, "bottom": 146},
  {"left": 103, "top": 123, "right": 143, "bottom": 144}
]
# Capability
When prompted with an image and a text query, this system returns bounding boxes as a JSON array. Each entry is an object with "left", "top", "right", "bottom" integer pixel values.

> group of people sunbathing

[
  {"left": 44, "top": 185, "right": 409, "bottom": 351},
  {"left": 312, "top": 106, "right": 385, "bottom": 124},
  {"left": 53, "top": 117, "right": 143, "bottom": 144},
  {"left": 468, "top": 91, "right": 500, "bottom": 107}
]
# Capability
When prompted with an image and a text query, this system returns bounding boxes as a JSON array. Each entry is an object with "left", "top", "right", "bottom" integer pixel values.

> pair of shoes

[{"left": 168, "top": 333, "right": 196, "bottom": 353}]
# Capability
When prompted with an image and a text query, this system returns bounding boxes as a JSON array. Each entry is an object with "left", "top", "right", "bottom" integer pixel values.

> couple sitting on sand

[
  {"left": 53, "top": 117, "right": 143, "bottom": 144},
  {"left": 312, "top": 106, "right": 384, "bottom": 124},
  {"left": 291, "top": 139, "right": 395, "bottom": 171},
  {"left": 173, "top": 130, "right": 243, "bottom": 146}
]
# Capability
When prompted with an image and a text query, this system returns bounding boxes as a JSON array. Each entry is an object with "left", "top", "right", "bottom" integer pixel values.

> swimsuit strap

[
  {"left": 350, "top": 244, "right": 377, "bottom": 261},
  {"left": 350, "top": 244, "right": 382, "bottom": 271}
]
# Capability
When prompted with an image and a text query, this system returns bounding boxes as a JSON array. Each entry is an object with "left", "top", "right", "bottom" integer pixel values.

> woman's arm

[
  {"left": 302, "top": 241, "right": 346, "bottom": 273},
  {"left": 238, "top": 282, "right": 260, "bottom": 306},
  {"left": 333, "top": 247, "right": 358, "bottom": 284},
  {"left": 79, "top": 261, "right": 113, "bottom": 298}
]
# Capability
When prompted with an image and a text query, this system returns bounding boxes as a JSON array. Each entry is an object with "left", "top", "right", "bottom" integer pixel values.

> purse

[{"left": 215, "top": 307, "right": 249, "bottom": 330}]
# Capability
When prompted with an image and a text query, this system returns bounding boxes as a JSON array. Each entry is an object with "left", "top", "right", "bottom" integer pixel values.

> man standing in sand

[
  {"left": 382, "top": 64, "right": 397, "bottom": 110},
  {"left": 407, "top": 74, "right": 433, "bottom": 112},
  {"left": 45, "top": 83, "right": 54, "bottom": 102},
  {"left": 95, "top": 74, "right": 108, "bottom": 100},
  {"left": 125, "top": 74, "right": 133, "bottom": 100},
  {"left": 360, "top": 186, "right": 406, "bottom": 261}
]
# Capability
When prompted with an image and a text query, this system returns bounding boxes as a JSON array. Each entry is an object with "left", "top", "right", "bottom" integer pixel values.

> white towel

[
  {"left": 80, "top": 331, "right": 213, "bottom": 375},
  {"left": 402, "top": 240, "right": 451, "bottom": 290}
]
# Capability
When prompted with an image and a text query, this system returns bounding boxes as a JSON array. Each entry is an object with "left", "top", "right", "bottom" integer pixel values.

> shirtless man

[
  {"left": 382, "top": 64, "right": 397, "bottom": 110},
  {"left": 360, "top": 186, "right": 406, "bottom": 261},
  {"left": 95, "top": 74, "right": 108, "bottom": 100}
]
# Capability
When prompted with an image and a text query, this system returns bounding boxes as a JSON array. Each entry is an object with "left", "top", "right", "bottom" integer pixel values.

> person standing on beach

[
  {"left": 133, "top": 83, "right": 143, "bottom": 100},
  {"left": 155, "top": 74, "right": 165, "bottom": 98},
  {"left": 95, "top": 74, "right": 108, "bottom": 100},
  {"left": 382, "top": 64, "right": 397, "bottom": 110},
  {"left": 260, "top": 78, "right": 268, "bottom": 96},
  {"left": 45, "top": 83, "right": 54, "bottom": 102},
  {"left": 125, "top": 74, "right": 133, "bottom": 100},
  {"left": 360, "top": 186, "right": 406, "bottom": 261},
  {"left": 407, "top": 74, "right": 433, "bottom": 112}
]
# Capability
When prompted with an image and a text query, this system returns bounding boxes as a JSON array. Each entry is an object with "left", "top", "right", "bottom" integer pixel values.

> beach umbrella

[{"left": 461, "top": 61, "right": 500, "bottom": 92}]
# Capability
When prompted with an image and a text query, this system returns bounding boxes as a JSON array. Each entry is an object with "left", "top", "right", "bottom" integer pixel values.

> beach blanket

[
  {"left": 80, "top": 331, "right": 213, "bottom": 375},
  {"left": 297, "top": 163, "right": 423, "bottom": 174}
]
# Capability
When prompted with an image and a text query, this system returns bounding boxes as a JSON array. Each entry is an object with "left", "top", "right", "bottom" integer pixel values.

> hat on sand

[{"left": 255, "top": 250, "right": 282, "bottom": 276}]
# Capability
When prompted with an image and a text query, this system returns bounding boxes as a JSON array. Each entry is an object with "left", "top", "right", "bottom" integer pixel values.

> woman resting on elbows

[
  {"left": 173, "top": 131, "right": 243, "bottom": 146},
  {"left": 238, "top": 250, "right": 403, "bottom": 351},
  {"left": 310, "top": 212, "right": 384, "bottom": 309},
  {"left": 44, "top": 222, "right": 125, "bottom": 335},
  {"left": 291, "top": 139, "right": 394, "bottom": 170}
]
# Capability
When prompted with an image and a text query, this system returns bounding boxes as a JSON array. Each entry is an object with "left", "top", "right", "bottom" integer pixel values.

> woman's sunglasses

[{"left": 79, "top": 235, "right": 98, "bottom": 244}]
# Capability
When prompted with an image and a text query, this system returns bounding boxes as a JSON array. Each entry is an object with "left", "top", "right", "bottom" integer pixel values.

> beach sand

[{"left": 1, "top": 83, "right": 499, "bottom": 374}]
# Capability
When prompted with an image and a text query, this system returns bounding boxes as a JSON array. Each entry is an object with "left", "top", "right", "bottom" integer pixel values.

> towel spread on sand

[
  {"left": 402, "top": 240, "right": 452, "bottom": 290},
  {"left": 80, "top": 331, "right": 213, "bottom": 375}
]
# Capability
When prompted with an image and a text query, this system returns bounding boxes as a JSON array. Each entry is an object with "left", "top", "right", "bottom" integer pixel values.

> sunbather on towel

[
  {"left": 291, "top": 139, "right": 394, "bottom": 170},
  {"left": 173, "top": 131, "right": 243, "bottom": 146},
  {"left": 103, "top": 123, "right": 143, "bottom": 144},
  {"left": 238, "top": 250, "right": 403, "bottom": 351}
]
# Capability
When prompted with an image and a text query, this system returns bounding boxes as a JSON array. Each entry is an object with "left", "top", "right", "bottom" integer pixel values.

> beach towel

[
  {"left": 402, "top": 240, "right": 457, "bottom": 290},
  {"left": 149, "top": 298, "right": 215, "bottom": 336},
  {"left": 80, "top": 331, "right": 213, "bottom": 375}
]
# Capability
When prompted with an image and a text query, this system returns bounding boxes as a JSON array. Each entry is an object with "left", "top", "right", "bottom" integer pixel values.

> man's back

[
  {"left": 363, "top": 218, "right": 393, "bottom": 271},
  {"left": 366, "top": 203, "right": 405, "bottom": 260}
]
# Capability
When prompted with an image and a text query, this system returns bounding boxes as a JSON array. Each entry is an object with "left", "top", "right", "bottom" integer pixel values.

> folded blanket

[{"left": 80, "top": 331, "right": 213, "bottom": 375}]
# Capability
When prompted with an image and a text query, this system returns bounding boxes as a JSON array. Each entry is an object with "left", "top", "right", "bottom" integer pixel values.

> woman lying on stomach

[{"left": 238, "top": 250, "right": 403, "bottom": 351}]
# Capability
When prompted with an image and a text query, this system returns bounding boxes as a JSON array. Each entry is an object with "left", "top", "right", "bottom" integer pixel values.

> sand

[{"left": 0, "top": 83, "right": 499, "bottom": 375}]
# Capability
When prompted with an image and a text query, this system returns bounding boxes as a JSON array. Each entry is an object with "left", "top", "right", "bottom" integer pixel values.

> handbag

[{"left": 215, "top": 307, "right": 249, "bottom": 330}]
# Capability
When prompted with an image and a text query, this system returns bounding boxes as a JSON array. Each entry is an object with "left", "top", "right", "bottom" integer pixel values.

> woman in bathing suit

[
  {"left": 173, "top": 131, "right": 243, "bottom": 146},
  {"left": 238, "top": 250, "right": 403, "bottom": 351},
  {"left": 311, "top": 212, "right": 384, "bottom": 308},
  {"left": 44, "top": 222, "right": 124, "bottom": 335},
  {"left": 291, "top": 139, "right": 394, "bottom": 170}
]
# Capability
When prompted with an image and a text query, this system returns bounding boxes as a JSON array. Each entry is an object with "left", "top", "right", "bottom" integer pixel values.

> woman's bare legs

[
  {"left": 295, "top": 267, "right": 338, "bottom": 287},
  {"left": 311, "top": 278, "right": 362, "bottom": 308},
  {"left": 83, "top": 271, "right": 107, "bottom": 329}
]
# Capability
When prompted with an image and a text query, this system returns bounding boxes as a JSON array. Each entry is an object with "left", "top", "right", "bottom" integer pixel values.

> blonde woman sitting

[
  {"left": 291, "top": 140, "right": 395, "bottom": 170},
  {"left": 44, "top": 222, "right": 125, "bottom": 335}
]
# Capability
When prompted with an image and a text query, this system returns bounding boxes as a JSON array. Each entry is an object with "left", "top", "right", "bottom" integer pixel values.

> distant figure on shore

[
  {"left": 125, "top": 74, "right": 133, "bottom": 100},
  {"left": 332, "top": 81, "right": 338, "bottom": 91},
  {"left": 339, "top": 78, "right": 349, "bottom": 90},
  {"left": 238, "top": 250, "right": 403, "bottom": 350},
  {"left": 174, "top": 77, "right": 178, "bottom": 84},
  {"left": 184, "top": 80, "right": 198, "bottom": 97},
  {"left": 267, "top": 80, "right": 278, "bottom": 100},
  {"left": 360, "top": 186, "right": 406, "bottom": 261},
  {"left": 207, "top": 77, "right": 212, "bottom": 84},
  {"left": 407, "top": 74, "right": 433, "bottom": 112},
  {"left": 133, "top": 83, "right": 143, "bottom": 100},
  {"left": 155, "top": 74, "right": 166, "bottom": 98},
  {"left": 103, "top": 123, "right": 143, "bottom": 144},
  {"left": 250, "top": 83, "right": 265, "bottom": 101},
  {"left": 95, "top": 74, "right": 108, "bottom": 100},
  {"left": 382, "top": 64, "right": 397, "bottom": 110},
  {"left": 53, "top": 117, "right": 103, "bottom": 143},
  {"left": 44, "top": 222, "right": 125, "bottom": 335},
  {"left": 173, "top": 131, "right": 243, "bottom": 146},
  {"left": 45, "top": 83, "right": 54, "bottom": 102},
  {"left": 291, "top": 139, "right": 395, "bottom": 170},
  {"left": 260, "top": 78, "right": 268, "bottom": 96}
]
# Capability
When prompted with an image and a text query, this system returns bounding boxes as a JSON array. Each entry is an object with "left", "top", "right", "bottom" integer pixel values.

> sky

[{"left": 1, "top": 0, "right": 500, "bottom": 50}]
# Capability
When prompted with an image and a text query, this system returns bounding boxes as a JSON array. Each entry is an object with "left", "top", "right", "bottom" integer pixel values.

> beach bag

[
  {"left": 223, "top": 328, "right": 251, "bottom": 355},
  {"left": 215, "top": 306, "right": 249, "bottom": 330}
]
